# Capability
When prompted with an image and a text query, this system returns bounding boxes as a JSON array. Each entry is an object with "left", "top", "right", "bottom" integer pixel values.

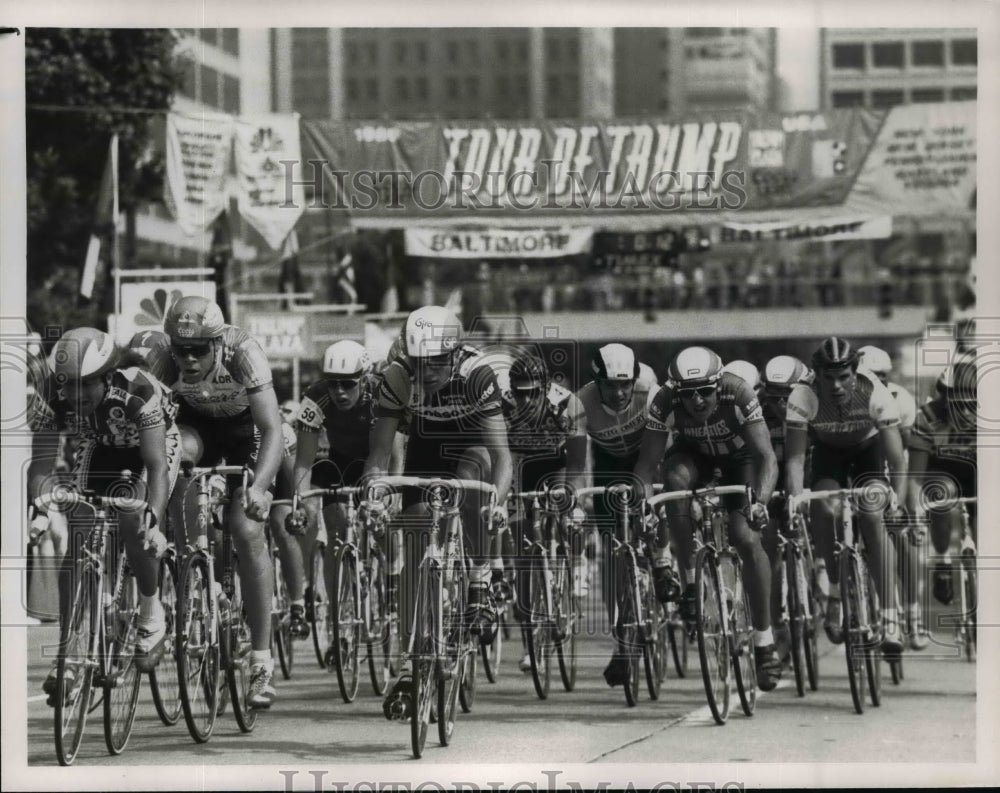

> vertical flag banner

[
  {"left": 164, "top": 112, "right": 233, "bottom": 236},
  {"left": 80, "top": 134, "right": 119, "bottom": 299},
  {"left": 234, "top": 113, "right": 305, "bottom": 250}
]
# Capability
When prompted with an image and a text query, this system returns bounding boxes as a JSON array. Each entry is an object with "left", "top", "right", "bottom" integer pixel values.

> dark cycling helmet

[
  {"left": 667, "top": 346, "right": 724, "bottom": 388},
  {"left": 591, "top": 343, "right": 640, "bottom": 381},
  {"left": 509, "top": 352, "right": 549, "bottom": 391},
  {"left": 811, "top": 336, "right": 858, "bottom": 371},
  {"left": 163, "top": 296, "right": 226, "bottom": 342}
]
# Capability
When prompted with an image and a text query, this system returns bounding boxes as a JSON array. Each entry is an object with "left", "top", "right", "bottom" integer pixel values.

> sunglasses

[
  {"left": 677, "top": 385, "right": 717, "bottom": 398},
  {"left": 763, "top": 386, "right": 793, "bottom": 400},
  {"left": 328, "top": 378, "right": 360, "bottom": 390},
  {"left": 171, "top": 342, "right": 212, "bottom": 357},
  {"left": 280, "top": 407, "right": 297, "bottom": 414}
]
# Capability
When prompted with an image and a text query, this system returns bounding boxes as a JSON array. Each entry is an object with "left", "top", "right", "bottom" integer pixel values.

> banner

[
  {"left": 164, "top": 112, "right": 232, "bottom": 236},
  {"left": 234, "top": 114, "right": 305, "bottom": 250},
  {"left": 114, "top": 281, "right": 216, "bottom": 344},
  {"left": 719, "top": 215, "right": 893, "bottom": 243},
  {"left": 243, "top": 312, "right": 310, "bottom": 360},
  {"left": 848, "top": 101, "right": 976, "bottom": 217},
  {"left": 404, "top": 227, "right": 592, "bottom": 258}
]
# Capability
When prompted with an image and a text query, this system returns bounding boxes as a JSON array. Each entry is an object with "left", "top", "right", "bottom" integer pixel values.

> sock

[
  {"left": 653, "top": 551, "right": 672, "bottom": 567},
  {"left": 754, "top": 628, "right": 774, "bottom": 647},
  {"left": 828, "top": 583, "right": 840, "bottom": 600},
  {"left": 883, "top": 608, "right": 900, "bottom": 632},
  {"left": 138, "top": 592, "right": 161, "bottom": 620},
  {"left": 251, "top": 650, "right": 273, "bottom": 671},
  {"left": 907, "top": 603, "right": 921, "bottom": 621},
  {"left": 291, "top": 598, "right": 305, "bottom": 609},
  {"left": 684, "top": 569, "right": 696, "bottom": 588}
]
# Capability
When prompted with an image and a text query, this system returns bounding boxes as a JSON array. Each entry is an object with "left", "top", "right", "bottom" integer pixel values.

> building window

[
  {"left": 346, "top": 42, "right": 359, "bottom": 63},
  {"left": 199, "top": 64, "right": 219, "bottom": 108},
  {"left": 659, "top": 36, "right": 668, "bottom": 50},
  {"left": 687, "top": 27, "right": 718, "bottom": 38},
  {"left": 220, "top": 29, "right": 239, "bottom": 56},
  {"left": 831, "top": 90, "right": 864, "bottom": 108},
  {"left": 365, "top": 78, "right": 379, "bottom": 101},
  {"left": 951, "top": 38, "right": 977, "bottom": 65},
  {"left": 464, "top": 40, "right": 477, "bottom": 60},
  {"left": 395, "top": 77, "right": 409, "bottom": 101},
  {"left": 517, "top": 40, "right": 529, "bottom": 60},
  {"left": 416, "top": 41, "right": 428, "bottom": 63},
  {"left": 346, "top": 78, "right": 359, "bottom": 102},
  {"left": 222, "top": 74, "right": 240, "bottom": 114},
  {"left": 465, "top": 75, "right": 479, "bottom": 97},
  {"left": 198, "top": 28, "right": 218, "bottom": 47},
  {"left": 911, "top": 88, "right": 944, "bottom": 103},
  {"left": 446, "top": 76, "right": 459, "bottom": 100},
  {"left": 549, "top": 39, "right": 561, "bottom": 62},
  {"left": 496, "top": 74, "right": 510, "bottom": 98},
  {"left": 446, "top": 41, "right": 459, "bottom": 64},
  {"left": 911, "top": 40, "right": 944, "bottom": 67},
  {"left": 516, "top": 73, "right": 529, "bottom": 97},
  {"left": 395, "top": 42, "right": 408, "bottom": 65},
  {"left": 950, "top": 86, "right": 977, "bottom": 100},
  {"left": 497, "top": 39, "right": 509, "bottom": 60},
  {"left": 548, "top": 75, "right": 561, "bottom": 99},
  {"left": 567, "top": 37, "right": 578, "bottom": 61},
  {"left": 366, "top": 42, "right": 378, "bottom": 65},
  {"left": 872, "top": 42, "right": 904, "bottom": 68},
  {"left": 832, "top": 43, "right": 865, "bottom": 69},
  {"left": 871, "top": 89, "right": 904, "bottom": 107},
  {"left": 415, "top": 76, "right": 428, "bottom": 100}
]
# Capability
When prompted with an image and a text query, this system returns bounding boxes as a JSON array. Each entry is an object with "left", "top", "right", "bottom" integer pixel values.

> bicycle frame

[{"left": 926, "top": 495, "right": 977, "bottom": 660}]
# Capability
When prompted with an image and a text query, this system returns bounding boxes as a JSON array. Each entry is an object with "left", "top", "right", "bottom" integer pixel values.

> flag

[
  {"left": 278, "top": 228, "right": 304, "bottom": 309},
  {"left": 80, "top": 134, "right": 119, "bottom": 299},
  {"left": 327, "top": 246, "right": 357, "bottom": 305}
]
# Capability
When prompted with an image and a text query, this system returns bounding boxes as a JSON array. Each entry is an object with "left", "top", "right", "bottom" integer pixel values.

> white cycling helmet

[
  {"left": 322, "top": 340, "right": 371, "bottom": 376},
  {"left": 667, "top": 346, "right": 724, "bottom": 388},
  {"left": 591, "top": 343, "right": 639, "bottom": 381},
  {"left": 404, "top": 306, "right": 462, "bottom": 358},
  {"left": 49, "top": 327, "right": 118, "bottom": 381},
  {"left": 857, "top": 345, "right": 892, "bottom": 376},
  {"left": 762, "top": 355, "right": 810, "bottom": 393},
  {"left": 722, "top": 359, "right": 760, "bottom": 389}
]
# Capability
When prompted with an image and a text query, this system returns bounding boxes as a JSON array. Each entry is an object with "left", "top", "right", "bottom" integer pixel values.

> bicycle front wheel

[
  {"left": 366, "top": 555, "right": 391, "bottom": 696},
  {"left": 863, "top": 562, "right": 883, "bottom": 706},
  {"left": 410, "top": 563, "right": 438, "bottom": 759},
  {"left": 785, "top": 544, "right": 807, "bottom": 697},
  {"left": 331, "top": 543, "right": 361, "bottom": 703},
  {"left": 480, "top": 608, "right": 503, "bottom": 684},
  {"left": 308, "top": 541, "right": 331, "bottom": 669},
  {"left": 553, "top": 550, "right": 577, "bottom": 692},
  {"left": 728, "top": 558, "right": 756, "bottom": 717},
  {"left": 667, "top": 603, "right": 689, "bottom": 678},
  {"left": 641, "top": 563, "right": 663, "bottom": 701},
  {"left": 103, "top": 560, "right": 142, "bottom": 755},
  {"left": 54, "top": 566, "right": 98, "bottom": 766},
  {"left": 960, "top": 552, "right": 977, "bottom": 662},
  {"left": 616, "top": 555, "right": 641, "bottom": 708},
  {"left": 840, "top": 552, "right": 866, "bottom": 714},
  {"left": 272, "top": 553, "right": 294, "bottom": 681},
  {"left": 150, "top": 554, "right": 182, "bottom": 725},
  {"left": 177, "top": 553, "right": 219, "bottom": 743},
  {"left": 224, "top": 570, "right": 258, "bottom": 733},
  {"left": 525, "top": 550, "right": 552, "bottom": 700},
  {"left": 695, "top": 546, "right": 730, "bottom": 725}
]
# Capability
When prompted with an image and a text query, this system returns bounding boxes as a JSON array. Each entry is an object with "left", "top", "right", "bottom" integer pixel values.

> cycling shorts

[
  {"left": 310, "top": 453, "right": 367, "bottom": 507},
  {"left": 663, "top": 442, "right": 754, "bottom": 512},
  {"left": 924, "top": 455, "right": 977, "bottom": 500},
  {"left": 809, "top": 435, "right": 886, "bottom": 489}
]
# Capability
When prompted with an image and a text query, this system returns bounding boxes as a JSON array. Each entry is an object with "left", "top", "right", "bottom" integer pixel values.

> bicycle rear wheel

[
  {"left": 54, "top": 566, "right": 98, "bottom": 766},
  {"left": 728, "top": 558, "right": 756, "bottom": 717},
  {"left": 960, "top": 551, "right": 976, "bottom": 662},
  {"left": 525, "top": 551, "right": 552, "bottom": 700},
  {"left": 840, "top": 552, "right": 866, "bottom": 714},
  {"left": 438, "top": 553, "right": 466, "bottom": 744},
  {"left": 103, "top": 560, "right": 142, "bottom": 755},
  {"left": 554, "top": 551, "right": 577, "bottom": 692},
  {"left": 617, "top": 556, "right": 641, "bottom": 708},
  {"left": 785, "top": 545, "right": 807, "bottom": 697},
  {"left": 367, "top": 555, "right": 391, "bottom": 695},
  {"left": 331, "top": 543, "right": 361, "bottom": 702},
  {"left": 803, "top": 555, "right": 821, "bottom": 691},
  {"left": 308, "top": 541, "right": 331, "bottom": 669},
  {"left": 695, "top": 546, "right": 730, "bottom": 725},
  {"left": 410, "top": 563, "right": 438, "bottom": 759},
  {"left": 640, "top": 563, "right": 663, "bottom": 701},
  {"left": 863, "top": 565, "right": 883, "bottom": 706},
  {"left": 223, "top": 570, "right": 258, "bottom": 733},
  {"left": 177, "top": 553, "right": 219, "bottom": 743},
  {"left": 480, "top": 609, "right": 503, "bottom": 683},
  {"left": 667, "top": 604, "right": 689, "bottom": 678},
  {"left": 150, "top": 554, "right": 182, "bottom": 725},
  {"left": 272, "top": 553, "right": 294, "bottom": 680}
]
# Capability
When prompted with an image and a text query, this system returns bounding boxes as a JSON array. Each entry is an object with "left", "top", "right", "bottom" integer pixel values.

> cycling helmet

[
  {"left": 762, "top": 355, "right": 809, "bottom": 394},
  {"left": 163, "top": 296, "right": 226, "bottom": 342},
  {"left": 667, "top": 346, "right": 724, "bottom": 388},
  {"left": 858, "top": 345, "right": 892, "bottom": 376},
  {"left": 322, "top": 340, "right": 372, "bottom": 376},
  {"left": 509, "top": 352, "right": 548, "bottom": 391},
  {"left": 49, "top": 327, "right": 119, "bottom": 381},
  {"left": 404, "top": 306, "right": 462, "bottom": 358},
  {"left": 722, "top": 360, "right": 760, "bottom": 389},
  {"left": 811, "top": 336, "right": 858, "bottom": 371},
  {"left": 591, "top": 343, "right": 640, "bottom": 381}
]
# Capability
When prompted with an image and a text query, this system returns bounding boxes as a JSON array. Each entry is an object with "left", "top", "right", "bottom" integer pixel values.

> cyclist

[
  {"left": 906, "top": 355, "right": 977, "bottom": 609},
  {"left": 364, "top": 306, "right": 512, "bottom": 720},
  {"left": 140, "top": 295, "right": 283, "bottom": 709},
  {"left": 757, "top": 354, "right": 813, "bottom": 662},
  {"left": 722, "top": 359, "right": 761, "bottom": 390},
  {"left": 784, "top": 337, "right": 906, "bottom": 656},
  {"left": 857, "top": 344, "right": 926, "bottom": 650},
  {"left": 30, "top": 328, "right": 178, "bottom": 702},
  {"left": 566, "top": 343, "right": 659, "bottom": 687},
  {"left": 501, "top": 350, "right": 587, "bottom": 674},
  {"left": 289, "top": 340, "right": 403, "bottom": 657},
  {"left": 635, "top": 345, "right": 783, "bottom": 690}
]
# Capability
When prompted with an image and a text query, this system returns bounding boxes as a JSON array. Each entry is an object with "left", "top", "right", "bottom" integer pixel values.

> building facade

[{"left": 819, "top": 28, "right": 977, "bottom": 108}]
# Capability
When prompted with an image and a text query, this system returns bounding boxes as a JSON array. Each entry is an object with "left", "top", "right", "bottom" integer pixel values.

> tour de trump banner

[
  {"left": 298, "top": 102, "right": 975, "bottom": 220},
  {"left": 164, "top": 112, "right": 233, "bottom": 236},
  {"left": 234, "top": 114, "right": 306, "bottom": 250}
]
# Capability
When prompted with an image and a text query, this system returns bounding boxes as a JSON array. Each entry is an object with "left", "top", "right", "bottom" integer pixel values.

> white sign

[
  {"left": 164, "top": 112, "right": 233, "bottom": 236},
  {"left": 114, "top": 281, "right": 216, "bottom": 344},
  {"left": 244, "top": 313, "right": 309, "bottom": 359},
  {"left": 720, "top": 215, "right": 892, "bottom": 243},
  {"left": 404, "top": 227, "right": 592, "bottom": 259}
]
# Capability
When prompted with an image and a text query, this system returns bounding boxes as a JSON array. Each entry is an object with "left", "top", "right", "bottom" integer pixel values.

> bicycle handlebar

[
  {"left": 363, "top": 476, "right": 497, "bottom": 501},
  {"left": 786, "top": 488, "right": 869, "bottom": 515},
  {"left": 925, "top": 496, "right": 978, "bottom": 510},
  {"left": 33, "top": 487, "right": 151, "bottom": 515},
  {"left": 646, "top": 484, "right": 754, "bottom": 511},
  {"left": 181, "top": 464, "right": 254, "bottom": 509}
]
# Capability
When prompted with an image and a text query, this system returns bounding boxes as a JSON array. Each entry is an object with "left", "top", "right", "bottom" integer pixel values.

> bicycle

[
  {"left": 789, "top": 488, "right": 885, "bottom": 714},
  {"left": 512, "top": 484, "right": 584, "bottom": 700},
  {"left": 577, "top": 483, "right": 663, "bottom": 707},
  {"left": 174, "top": 464, "right": 260, "bottom": 742},
  {"left": 647, "top": 485, "right": 758, "bottom": 724},
  {"left": 263, "top": 507, "right": 296, "bottom": 682},
  {"left": 927, "top": 495, "right": 977, "bottom": 662},
  {"left": 291, "top": 485, "right": 398, "bottom": 701},
  {"left": 33, "top": 485, "right": 152, "bottom": 765},
  {"left": 370, "top": 476, "right": 499, "bottom": 759},
  {"left": 774, "top": 493, "right": 821, "bottom": 697}
]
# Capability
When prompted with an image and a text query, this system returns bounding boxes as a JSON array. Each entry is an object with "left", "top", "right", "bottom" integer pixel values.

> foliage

[{"left": 25, "top": 28, "right": 184, "bottom": 335}]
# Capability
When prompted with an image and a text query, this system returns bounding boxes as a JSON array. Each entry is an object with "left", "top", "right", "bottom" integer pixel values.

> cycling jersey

[
  {"left": 909, "top": 398, "right": 976, "bottom": 465},
  {"left": 502, "top": 381, "right": 582, "bottom": 457},
  {"left": 140, "top": 327, "right": 273, "bottom": 420},
  {"left": 571, "top": 375, "right": 657, "bottom": 460},
  {"left": 785, "top": 368, "right": 899, "bottom": 448},
  {"left": 647, "top": 372, "right": 764, "bottom": 458},
  {"left": 760, "top": 396, "right": 788, "bottom": 466},
  {"left": 32, "top": 366, "right": 176, "bottom": 446},
  {"left": 296, "top": 372, "right": 379, "bottom": 461},
  {"left": 886, "top": 380, "right": 916, "bottom": 431}
]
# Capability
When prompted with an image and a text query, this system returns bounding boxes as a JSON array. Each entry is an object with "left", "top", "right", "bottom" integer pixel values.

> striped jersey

[
  {"left": 571, "top": 371, "right": 658, "bottom": 459},
  {"left": 786, "top": 367, "right": 899, "bottom": 448},
  {"left": 909, "top": 397, "right": 976, "bottom": 464}
]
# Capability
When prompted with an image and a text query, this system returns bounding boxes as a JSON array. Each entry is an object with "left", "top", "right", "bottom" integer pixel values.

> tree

[{"left": 25, "top": 28, "right": 184, "bottom": 337}]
